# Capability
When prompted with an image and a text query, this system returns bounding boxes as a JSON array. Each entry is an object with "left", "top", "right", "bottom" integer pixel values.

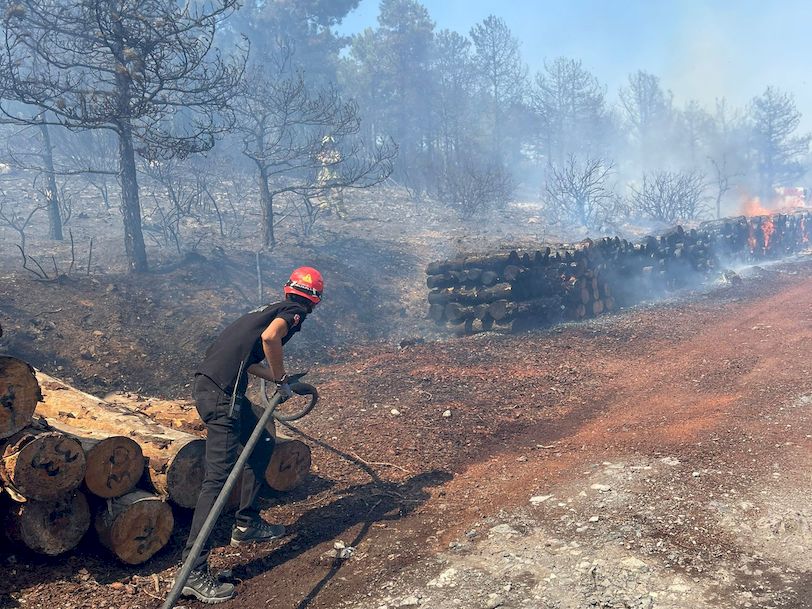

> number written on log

[
  {"left": 135, "top": 520, "right": 160, "bottom": 556},
  {"left": 55, "top": 439, "right": 80, "bottom": 463},
  {"left": 105, "top": 446, "right": 134, "bottom": 489},
  {"left": 1, "top": 386, "right": 15, "bottom": 414},
  {"left": 277, "top": 451, "right": 306, "bottom": 474},
  {"left": 48, "top": 505, "right": 72, "bottom": 525},
  {"left": 31, "top": 454, "right": 61, "bottom": 477}
]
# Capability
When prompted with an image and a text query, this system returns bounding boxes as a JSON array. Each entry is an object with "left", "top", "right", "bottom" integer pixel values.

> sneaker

[
  {"left": 181, "top": 569, "right": 235, "bottom": 604},
  {"left": 230, "top": 520, "right": 286, "bottom": 546}
]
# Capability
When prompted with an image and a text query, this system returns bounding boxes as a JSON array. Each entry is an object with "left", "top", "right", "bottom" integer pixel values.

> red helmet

[{"left": 284, "top": 266, "right": 323, "bottom": 305}]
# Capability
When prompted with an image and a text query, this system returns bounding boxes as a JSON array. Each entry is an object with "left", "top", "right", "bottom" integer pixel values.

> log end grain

[
  {"left": 265, "top": 437, "right": 311, "bottom": 492},
  {"left": 1, "top": 430, "right": 86, "bottom": 501},
  {"left": 5, "top": 491, "right": 90, "bottom": 555},
  {"left": 0, "top": 356, "right": 41, "bottom": 440},
  {"left": 84, "top": 436, "right": 144, "bottom": 499},
  {"left": 94, "top": 490, "right": 174, "bottom": 564},
  {"left": 163, "top": 438, "right": 205, "bottom": 509}
]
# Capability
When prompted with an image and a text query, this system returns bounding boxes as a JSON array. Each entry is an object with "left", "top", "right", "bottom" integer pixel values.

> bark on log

[
  {"left": 105, "top": 394, "right": 204, "bottom": 433},
  {"left": 94, "top": 489, "right": 173, "bottom": 564},
  {"left": 34, "top": 373, "right": 205, "bottom": 509},
  {"left": 44, "top": 420, "right": 143, "bottom": 499},
  {"left": 1, "top": 419, "right": 86, "bottom": 501},
  {"left": 0, "top": 356, "right": 41, "bottom": 440},
  {"left": 4, "top": 491, "right": 90, "bottom": 555}
]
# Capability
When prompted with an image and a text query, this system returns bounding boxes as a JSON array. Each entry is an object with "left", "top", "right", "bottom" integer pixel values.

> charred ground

[{"left": 1, "top": 190, "right": 811, "bottom": 609}]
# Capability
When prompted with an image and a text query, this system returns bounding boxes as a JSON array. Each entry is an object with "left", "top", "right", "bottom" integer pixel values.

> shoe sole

[
  {"left": 181, "top": 586, "right": 235, "bottom": 604},
  {"left": 229, "top": 534, "right": 282, "bottom": 547}
]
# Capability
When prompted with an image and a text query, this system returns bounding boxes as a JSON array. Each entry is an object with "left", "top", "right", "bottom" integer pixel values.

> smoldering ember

[{"left": 0, "top": 1, "right": 811, "bottom": 608}]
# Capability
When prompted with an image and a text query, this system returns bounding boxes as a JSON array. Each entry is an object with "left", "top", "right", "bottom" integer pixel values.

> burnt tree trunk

[
  {"left": 38, "top": 120, "right": 63, "bottom": 241},
  {"left": 258, "top": 165, "right": 275, "bottom": 247},
  {"left": 117, "top": 120, "right": 148, "bottom": 273}
]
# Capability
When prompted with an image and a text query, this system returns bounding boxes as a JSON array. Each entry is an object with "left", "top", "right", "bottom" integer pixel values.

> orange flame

[
  {"left": 742, "top": 197, "right": 772, "bottom": 217},
  {"left": 762, "top": 216, "right": 775, "bottom": 251}
]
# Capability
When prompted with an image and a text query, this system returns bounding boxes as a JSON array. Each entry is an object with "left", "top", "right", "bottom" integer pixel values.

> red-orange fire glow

[
  {"left": 762, "top": 216, "right": 775, "bottom": 250},
  {"left": 747, "top": 221, "right": 757, "bottom": 252},
  {"left": 742, "top": 197, "right": 772, "bottom": 217}
]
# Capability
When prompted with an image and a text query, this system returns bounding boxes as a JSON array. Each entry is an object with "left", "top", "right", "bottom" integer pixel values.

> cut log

[
  {"left": 34, "top": 372, "right": 205, "bottom": 509},
  {"left": 265, "top": 436, "right": 311, "bottom": 492},
  {"left": 44, "top": 420, "right": 143, "bottom": 499},
  {"left": 0, "top": 356, "right": 41, "bottom": 440},
  {"left": 4, "top": 491, "right": 90, "bottom": 555},
  {"left": 480, "top": 270, "right": 499, "bottom": 286},
  {"left": 1, "top": 419, "right": 86, "bottom": 501},
  {"left": 105, "top": 393, "right": 204, "bottom": 433},
  {"left": 428, "top": 303, "right": 445, "bottom": 322},
  {"left": 487, "top": 299, "right": 510, "bottom": 322},
  {"left": 94, "top": 490, "right": 174, "bottom": 564}
]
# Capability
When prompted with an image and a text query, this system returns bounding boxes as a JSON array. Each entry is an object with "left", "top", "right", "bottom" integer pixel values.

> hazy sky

[{"left": 338, "top": 0, "right": 812, "bottom": 128}]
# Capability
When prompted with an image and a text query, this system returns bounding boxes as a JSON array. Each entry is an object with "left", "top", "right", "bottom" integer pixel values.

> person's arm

[{"left": 246, "top": 317, "right": 289, "bottom": 382}]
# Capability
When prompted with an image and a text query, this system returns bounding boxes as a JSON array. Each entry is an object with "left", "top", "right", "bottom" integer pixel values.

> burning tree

[
  {"left": 629, "top": 170, "right": 707, "bottom": 223},
  {"left": 0, "top": 0, "right": 243, "bottom": 272},
  {"left": 235, "top": 46, "right": 396, "bottom": 248}
]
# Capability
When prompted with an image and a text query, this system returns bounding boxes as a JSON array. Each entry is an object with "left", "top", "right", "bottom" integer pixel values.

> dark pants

[{"left": 182, "top": 375, "right": 276, "bottom": 571}]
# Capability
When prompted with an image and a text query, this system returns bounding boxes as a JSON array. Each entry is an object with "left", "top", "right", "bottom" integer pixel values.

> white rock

[
  {"left": 692, "top": 471, "right": 700, "bottom": 478},
  {"left": 427, "top": 567, "right": 458, "bottom": 588},
  {"left": 442, "top": 409, "right": 452, "bottom": 418},
  {"left": 530, "top": 494, "right": 553, "bottom": 505},
  {"left": 489, "top": 524, "right": 520, "bottom": 536},
  {"left": 590, "top": 484, "right": 612, "bottom": 492},
  {"left": 397, "top": 596, "right": 421, "bottom": 607},
  {"left": 483, "top": 594, "right": 504, "bottom": 609},
  {"left": 390, "top": 409, "right": 401, "bottom": 416},
  {"left": 589, "top": 516, "right": 600, "bottom": 522},
  {"left": 621, "top": 557, "right": 648, "bottom": 570}
]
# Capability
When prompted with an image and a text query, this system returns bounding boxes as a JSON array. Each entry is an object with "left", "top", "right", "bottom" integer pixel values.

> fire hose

[{"left": 161, "top": 374, "right": 318, "bottom": 609}]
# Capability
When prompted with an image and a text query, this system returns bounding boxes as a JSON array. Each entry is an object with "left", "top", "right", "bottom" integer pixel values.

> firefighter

[{"left": 179, "top": 267, "right": 323, "bottom": 603}]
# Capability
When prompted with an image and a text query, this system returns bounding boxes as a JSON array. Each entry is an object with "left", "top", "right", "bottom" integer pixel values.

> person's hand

[{"left": 274, "top": 379, "right": 294, "bottom": 403}]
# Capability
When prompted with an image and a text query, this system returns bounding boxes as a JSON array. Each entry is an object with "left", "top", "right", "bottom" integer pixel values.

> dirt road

[{"left": 2, "top": 258, "right": 811, "bottom": 609}]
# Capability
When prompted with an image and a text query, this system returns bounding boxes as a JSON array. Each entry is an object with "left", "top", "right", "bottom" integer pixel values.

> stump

[
  {"left": 4, "top": 491, "right": 90, "bottom": 555},
  {"left": 94, "top": 490, "right": 174, "bottom": 564},
  {"left": 0, "top": 356, "right": 41, "bottom": 440},
  {"left": 1, "top": 420, "right": 86, "bottom": 501}
]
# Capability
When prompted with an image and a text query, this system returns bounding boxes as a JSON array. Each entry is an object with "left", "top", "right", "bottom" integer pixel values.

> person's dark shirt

[{"left": 196, "top": 300, "right": 308, "bottom": 395}]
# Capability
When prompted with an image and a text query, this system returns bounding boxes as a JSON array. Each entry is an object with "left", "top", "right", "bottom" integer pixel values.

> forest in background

[{"left": 0, "top": 0, "right": 809, "bottom": 273}]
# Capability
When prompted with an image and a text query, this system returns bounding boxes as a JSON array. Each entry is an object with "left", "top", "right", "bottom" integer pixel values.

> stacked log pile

[
  {"left": 427, "top": 210, "right": 812, "bottom": 334},
  {"left": 1, "top": 358, "right": 314, "bottom": 564},
  {"left": 1, "top": 357, "right": 93, "bottom": 556}
]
